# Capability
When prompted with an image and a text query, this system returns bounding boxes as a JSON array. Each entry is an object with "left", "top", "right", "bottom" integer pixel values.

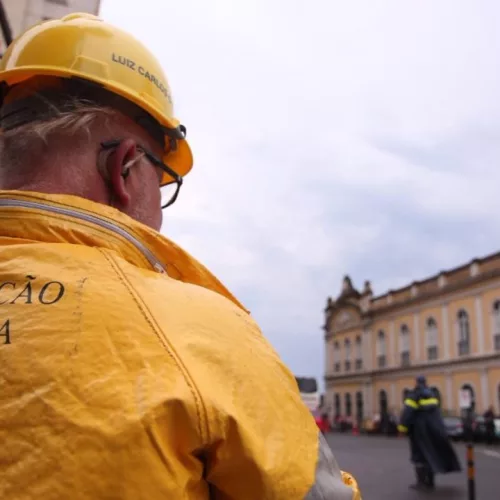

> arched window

[
  {"left": 379, "top": 389, "right": 388, "bottom": 415},
  {"left": 345, "top": 393, "right": 352, "bottom": 417},
  {"left": 493, "top": 301, "right": 500, "bottom": 351},
  {"left": 458, "top": 310, "right": 470, "bottom": 356},
  {"left": 344, "top": 339, "right": 352, "bottom": 371},
  {"left": 426, "top": 317, "right": 439, "bottom": 360},
  {"left": 355, "top": 335, "right": 363, "bottom": 370},
  {"left": 400, "top": 324, "right": 410, "bottom": 366},
  {"left": 334, "top": 393, "right": 341, "bottom": 417},
  {"left": 333, "top": 341, "right": 340, "bottom": 372},
  {"left": 377, "top": 330, "right": 386, "bottom": 368}
]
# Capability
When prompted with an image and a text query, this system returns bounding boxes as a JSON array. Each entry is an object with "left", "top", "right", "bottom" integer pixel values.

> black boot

[
  {"left": 409, "top": 465, "right": 429, "bottom": 490},
  {"left": 424, "top": 468, "right": 435, "bottom": 490}
]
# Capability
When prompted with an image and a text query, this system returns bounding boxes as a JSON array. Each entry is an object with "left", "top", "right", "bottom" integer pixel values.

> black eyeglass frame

[{"left": 100, "top": 139, "right": 183, "bottom": 209}]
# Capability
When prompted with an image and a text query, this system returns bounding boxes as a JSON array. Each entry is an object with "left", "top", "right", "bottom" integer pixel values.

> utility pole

[{"left": 460, "top": 389, "right": 476, "bottom": 500}]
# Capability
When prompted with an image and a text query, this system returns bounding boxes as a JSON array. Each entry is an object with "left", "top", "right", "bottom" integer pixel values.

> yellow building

[{"left": 324, "top": 252, "right": 500, "bottom": 424}]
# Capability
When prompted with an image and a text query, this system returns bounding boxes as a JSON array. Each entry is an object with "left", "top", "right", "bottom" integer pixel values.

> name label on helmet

[{"left": 112, "top": 53, "right": 172, "bottom": 104}]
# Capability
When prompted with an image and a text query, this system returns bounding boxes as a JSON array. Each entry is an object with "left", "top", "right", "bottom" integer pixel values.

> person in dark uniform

[
  {"left": 484, "top": 406, "right": 496, "bottom": 445},
  {"left": 398, "top": 376, "right": 461, "bottom": 490}
]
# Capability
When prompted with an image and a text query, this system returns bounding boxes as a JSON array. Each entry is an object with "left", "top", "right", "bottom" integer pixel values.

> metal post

[
  {"left": 466, "top": 443, "right": 476, "bottom": 500},
  {"left": 463, "top": 406, "right": 476, "bottom": 500}
]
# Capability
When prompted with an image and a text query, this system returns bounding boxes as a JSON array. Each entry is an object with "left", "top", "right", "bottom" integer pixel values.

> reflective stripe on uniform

[
  {"left": 397, "top": 424, "right": 408, "bottom": 433},
  {"left": 404, "top": 398, "right": 419, "bottom": 409},
  {"left": 418, "top": 397, "right": 438, "bottom": 406},
  {"left": 305, "top": 433, "right": 361, "bottom": 499}
]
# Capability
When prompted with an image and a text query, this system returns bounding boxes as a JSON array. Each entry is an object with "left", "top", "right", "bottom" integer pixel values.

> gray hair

[{"left": 0, "top": 98, "right": 120, "bottom": 177}]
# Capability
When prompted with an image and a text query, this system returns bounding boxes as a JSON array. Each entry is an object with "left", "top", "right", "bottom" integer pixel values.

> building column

[
  {"left": 389, "top": 320, "right": 395, "bottom": 367},
  {"left": 413, "top": 312, "right": 420, "bottom": 363},
  {"left": 481, "top": 369, "right": 489, "bottom": 411},
  {"left": 391, "top": 382, "right": 396, "bottom": 412},
  {"left": 363, "top": 381, "right": 372, "bottom": 418},
  {"left": 363, "top": 328, "right": 372, "bottom": 371},
  {"left": 445, "top": 373, "right": 453, "bottom": 413},
  {"left": 441, "top": 304, "right": 450, "bottom": 359},
  {"left": 324, "top": 338, "right": 329, "bottom": 377},
  {"left": 475, "top": 295, "right": 485, "bottom": 354}
]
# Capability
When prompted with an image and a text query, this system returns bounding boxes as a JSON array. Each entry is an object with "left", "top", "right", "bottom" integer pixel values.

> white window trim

[
  {"left": 376, "top": 332, "right": 386, "bottom": 356},
  {"left": 400, "top": 325, "right": 410, "bottom": 353},
  {"left": 425, "top": 319, "right": 438, "bottom": 348},
  {"left": 355, "top": 337, "right": 362, "bottom": 360},
  {"left": 345, "top": 340, "right": 352, "bottom": 361},
  {"left": 333, "top": 343, "right": 340, "bottom": 363}
]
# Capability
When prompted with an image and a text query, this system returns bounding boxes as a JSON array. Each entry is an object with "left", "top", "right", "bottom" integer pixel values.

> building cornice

[
  {"left": 325, "top": 273, "right": 500, "bottom": 339},
  {"left": 324, "top": 352, "right": 500, "bottom": 383}
]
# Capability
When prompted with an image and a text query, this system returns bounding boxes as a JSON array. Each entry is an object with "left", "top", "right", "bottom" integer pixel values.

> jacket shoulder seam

[{"left": 98, "top": 248, "right": 210, "bottom": 443}]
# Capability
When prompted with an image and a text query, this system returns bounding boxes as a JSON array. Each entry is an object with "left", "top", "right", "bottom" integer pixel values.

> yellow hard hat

[{"left": 0, "top": 12, "right": 192, "bottom": 185}]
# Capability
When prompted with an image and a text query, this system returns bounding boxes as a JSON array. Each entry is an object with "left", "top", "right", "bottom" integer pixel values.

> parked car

[
  {"left": 443, "top": 416, "right": 464, "bottom": 441},
  {"left": 448, "top": 415, "right": 500, "bottom": 443},
  {"left": 472, "top": 416, "right": 500, "bottom": 443},
  {"left": 472, "top": 416, "right": 487, "bottom": 442}
]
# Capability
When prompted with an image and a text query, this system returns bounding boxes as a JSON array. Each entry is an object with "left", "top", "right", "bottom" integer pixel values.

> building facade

[
  {"left": 0, "top": 0, "right": 101, "bottom": 55},
  {"left": 324, "top": 252, "right": 500, "bottom": 424}
]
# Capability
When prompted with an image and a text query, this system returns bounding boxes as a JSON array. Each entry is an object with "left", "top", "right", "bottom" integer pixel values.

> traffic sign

[{"left": 459, "top": 389, "right": 472, "bottom": 410}]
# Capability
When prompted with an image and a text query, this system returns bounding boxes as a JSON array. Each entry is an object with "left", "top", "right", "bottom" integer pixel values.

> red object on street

[{"left": 314, "top": 413, "right": 330, "bottom": 433}]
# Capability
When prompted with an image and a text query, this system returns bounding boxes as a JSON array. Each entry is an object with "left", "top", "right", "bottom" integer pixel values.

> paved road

[{"left": 325, "top": 433, "right": 500, "bottom": 499}]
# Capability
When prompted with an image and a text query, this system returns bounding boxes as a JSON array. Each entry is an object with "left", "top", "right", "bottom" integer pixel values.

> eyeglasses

[{"left": 100, "top": 140, "right": 183, "bottom": 209}]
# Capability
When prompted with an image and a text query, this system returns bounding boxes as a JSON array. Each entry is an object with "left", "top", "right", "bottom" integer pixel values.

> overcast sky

[{"left": 101, "top": 0, "right": 500, "bottom": 387}]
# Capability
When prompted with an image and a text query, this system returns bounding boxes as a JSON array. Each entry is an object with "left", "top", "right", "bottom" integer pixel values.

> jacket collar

[{"left": 0, "top": 190, "right": 248, "bottom": 312}]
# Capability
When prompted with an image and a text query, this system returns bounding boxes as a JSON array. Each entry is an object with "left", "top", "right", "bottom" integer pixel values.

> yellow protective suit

[{"left": 0, "top": 190, "right": 361, "bottom": 500}]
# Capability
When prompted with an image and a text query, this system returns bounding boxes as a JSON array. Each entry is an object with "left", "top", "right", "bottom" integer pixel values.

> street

[{"left": 326, "top": 433, "right": 500, "bottom": 499}]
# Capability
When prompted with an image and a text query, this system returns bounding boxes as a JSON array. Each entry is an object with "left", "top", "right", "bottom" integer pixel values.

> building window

[
  {"left": 493, "top": 301, "right": 500, "bottom": 351},
  {"left": 427, "top": 345, "right": 438, "bottom": 361},
  {"left": 355, "top": 391, "right": 364, "bottom": 422},
  {"left": 457, "top": 309, "right": 470, "bottom": 356},
  {"left": 426, "top": 317, "right": 439, "bottom": 360},
  {"left": 400, "top": 324, "right": 410, "bottom": 366},
  {"left": 345, "top": 393, "right": 352, "bottom": 417},
  {"left": 344, "top": 339, "right": 351, "bottom": 372},
  {"left": 45, "top": 0, "right": 69, "bottom": 5},
  {"left": 333, "top": 341, "right": 340, "bottom": 372},
  {"left": 377, "top": 330, "right": 386, "bottom": 368},
  {"left": 334, "top": 394, "right": 341, "bottom": 417},
  {"left": 355, "top": 335, "right": 363, "bottom": 370}
]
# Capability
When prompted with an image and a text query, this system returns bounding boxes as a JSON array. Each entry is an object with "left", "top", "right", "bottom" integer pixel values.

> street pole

[
  {"left": 466, "top": 442, "right": 475, "bottom": 500},
  {"left": 463, "top": 406, "right": 476, "bottom": 500}
]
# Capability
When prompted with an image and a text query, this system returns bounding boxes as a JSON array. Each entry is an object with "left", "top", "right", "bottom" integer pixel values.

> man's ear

[{"left": 106, "top": 139, "right": 138, "bottom": 208}]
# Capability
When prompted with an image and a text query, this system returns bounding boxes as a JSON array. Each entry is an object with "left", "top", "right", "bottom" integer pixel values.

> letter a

[{"left": 0, "top": 319, "right": 10, "bottom": 344}]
